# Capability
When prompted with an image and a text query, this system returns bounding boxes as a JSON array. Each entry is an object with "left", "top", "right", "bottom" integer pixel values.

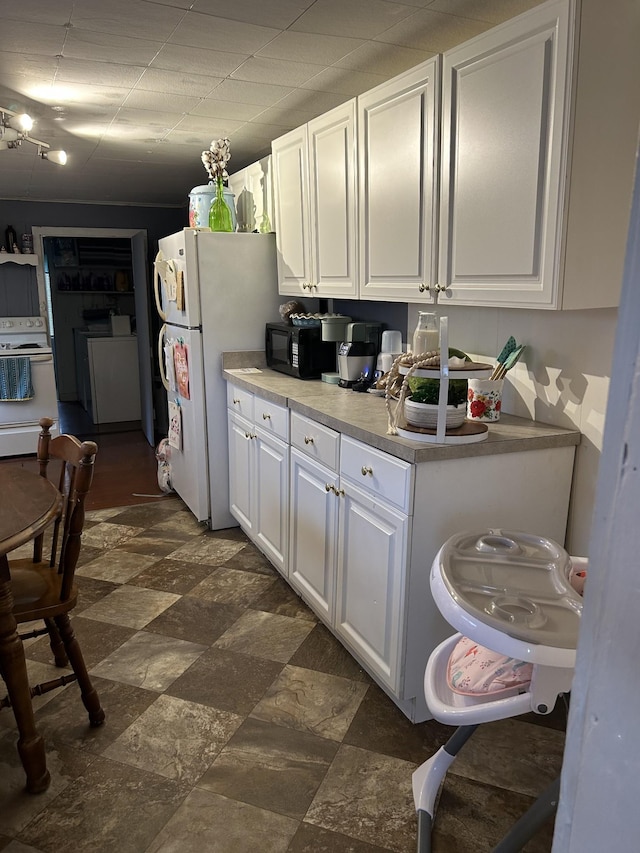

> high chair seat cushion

[{"left": 447, "top": 635, "right": 533, "bottom": 696}]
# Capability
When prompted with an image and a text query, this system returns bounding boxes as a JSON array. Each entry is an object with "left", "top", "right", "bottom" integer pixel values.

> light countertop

[{"left": 222, "top": 353, "right": 581, "bottom": 465}]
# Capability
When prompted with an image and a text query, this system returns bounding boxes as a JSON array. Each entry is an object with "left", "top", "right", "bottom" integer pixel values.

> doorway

[{"left": 32, "top": 227, "right": 154, "bottom": 446}]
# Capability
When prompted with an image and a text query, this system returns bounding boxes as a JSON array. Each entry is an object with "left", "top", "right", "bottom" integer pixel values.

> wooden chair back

[{"left": 35, "top": 417, "right": 97, "bottom": 601}]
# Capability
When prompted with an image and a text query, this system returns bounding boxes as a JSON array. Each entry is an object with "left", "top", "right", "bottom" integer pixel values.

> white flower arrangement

[{"left": 201, "top": 137, "right": 231, "bottom": 182}]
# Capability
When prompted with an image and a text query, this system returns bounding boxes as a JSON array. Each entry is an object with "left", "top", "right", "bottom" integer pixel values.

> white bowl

[{"left": 404, "top": 398, "right": 467, "bottom": 429}]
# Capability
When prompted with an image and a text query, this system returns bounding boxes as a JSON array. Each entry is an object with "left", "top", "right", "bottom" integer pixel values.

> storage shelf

[{"left": 0, "top": 254, "right": 38, "bottom": 266}]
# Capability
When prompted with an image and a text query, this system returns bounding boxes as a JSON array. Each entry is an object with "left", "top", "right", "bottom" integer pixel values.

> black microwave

[{"left": 265, "top": 322, "right": 336, "bottom": 379}]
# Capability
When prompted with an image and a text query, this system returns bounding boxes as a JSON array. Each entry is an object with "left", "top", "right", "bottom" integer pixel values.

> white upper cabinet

[
  {"left": 272, "top": 101, "right": 358, "bottom": 298},
  {"left": 272, "top": 125, "right": 311, "bottom": 295},
  {"left": 437, "top": 0, "right": 573, "bottom": 308},
  {"left": 358, "top": 58, "right": 440, "bottom": 303},
  {"left": 437, "top": 0, "right": 639, "bottom": 309}
]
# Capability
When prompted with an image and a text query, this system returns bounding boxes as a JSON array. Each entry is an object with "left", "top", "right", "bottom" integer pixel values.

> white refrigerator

[{"left": 155, "top": 229, "right": 281, "bottom": 528}]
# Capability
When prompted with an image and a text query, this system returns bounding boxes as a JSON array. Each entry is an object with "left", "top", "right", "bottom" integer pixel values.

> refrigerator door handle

[
  {"left": 158, "top": 323, "right": 170, "bottom": 391},
  {"left": 154, "top": 250, "right": 167, "bottom": 321}
]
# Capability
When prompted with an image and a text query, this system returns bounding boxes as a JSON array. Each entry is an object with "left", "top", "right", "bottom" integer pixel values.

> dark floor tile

[
  {"left": 115, "top": 533, "right": 194, "bottom": 559},
  {"left": 145, "top": 596, "right": 244, "bottom": 645},
  {"left": 344, "top": 683, "right": 451, "bottom": 764},
  {"left": 73, "top": 576, "right": 120, "bottom": 612},
  {"left": 289, "top": 623, "right": 371, "bottom": 682},
  {"left": 25, "top": 615, "right": 135, "bottom": 670},
  {"left": 30, "top": 676, "right": 158, "bottom": 754},
  {"left": 432, "top": 774, "right": 556, "bottom": 853},
  {"left": 223, "top": 541, "right": 279, "bottom": 574},
  {"left": 75, "top": 544, "right": 104, "bottom": 567},
  {"left": 252, "top": 576, "right": 318, "bottom": 621},
  {"left": 288, "top": 823, "right": 389, "bottom": 852},
  {"left": 127, "top": 557, "right": 216, "bottom": 594},
  {"left": 199, "top": 717, "right": 338, "bottom": 819},
  {"left": 166, "top": 646, "right": 283, "bottom": 716},
  {"left": 18, "top": 756, "right": 191, "bottom": 853},
  {"left": 105, "top": 500, "right": 183, "bottom": 528},
  {"left": 208, "top": 526, "right": 250, "bottom": 543}
]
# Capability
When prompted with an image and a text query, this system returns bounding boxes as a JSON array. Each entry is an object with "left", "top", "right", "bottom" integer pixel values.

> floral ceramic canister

[{"left": 467, "top": 378, "right": 504, "bottom": 422}]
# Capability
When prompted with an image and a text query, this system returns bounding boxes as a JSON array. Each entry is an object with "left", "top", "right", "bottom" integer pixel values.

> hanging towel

[{"left": 0, "top": 356, "right": 35, "bottom": 401}]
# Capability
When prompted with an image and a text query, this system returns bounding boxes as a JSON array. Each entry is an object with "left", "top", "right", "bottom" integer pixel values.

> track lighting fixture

[{"left": 0, "top": 106, "right": 67, "bottom": 165}]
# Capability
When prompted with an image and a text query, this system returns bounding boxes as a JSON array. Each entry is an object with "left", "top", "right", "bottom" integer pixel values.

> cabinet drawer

[
  {"left": 254, "top": 397, "right": 289, "bottom": 441},
  {"left": 290, "top": 411, "right": 340, "bottom": 471},
  {"left": 227, "top": 383, "right": 254, "bottom": 421},
  {"left": 340, "top": 436, "right": 413, "bottom": 514}
]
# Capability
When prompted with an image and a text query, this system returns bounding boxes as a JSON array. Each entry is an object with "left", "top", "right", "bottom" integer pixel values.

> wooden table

[{"left": 0, "top": 467, "right": 63, "bottom": 793}]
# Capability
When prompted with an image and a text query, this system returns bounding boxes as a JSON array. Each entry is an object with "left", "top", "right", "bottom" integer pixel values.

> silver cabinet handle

[
  {"left": 335, "top": 487, "right": 345, "bottom": 497},
  {"left": 262, "top": 412, "right": 271, "bottom": 420},
  {"left": 325, "top": 483, "right": 333, "bottom": 492},
  {"left": 418, "top": 283, "right": 428, "bottom": 293},
  {"left": 233, "top": 398, "right": 240, "bottom": 404},
  {"left": 361, "top": 466, "right": 373, "bottom": 476},
  {"left": 244, "top": 431, "right": 251, "bottom": 439},
  {"left": 304, "top": 436, "right": 314, "bottom": 445}
]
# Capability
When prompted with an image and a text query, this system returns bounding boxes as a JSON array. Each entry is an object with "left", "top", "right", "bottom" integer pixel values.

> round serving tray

[{"left": 396, "top": 421, "right": 489, "bottom": 444}]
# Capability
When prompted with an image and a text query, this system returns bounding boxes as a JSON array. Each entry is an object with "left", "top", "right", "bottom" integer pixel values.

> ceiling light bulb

[
  {"left": 8, "top": 112, "right": 33, "bottom": 132},
  {"left": 43, "top": 149, "right": 67, "bottom": 165}
]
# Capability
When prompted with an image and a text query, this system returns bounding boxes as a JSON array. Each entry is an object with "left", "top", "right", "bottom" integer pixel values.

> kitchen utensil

[
  {"left": 494, "top": 344, "right": 526, "bottom": 379},
  {"left": 490, "top": 336, "right": 517, "bottom": 379}
]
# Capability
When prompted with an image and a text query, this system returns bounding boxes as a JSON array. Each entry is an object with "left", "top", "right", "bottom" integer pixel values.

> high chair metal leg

[
  {"left": 413, "top": 724, "right": 479, "bottom": 853},
  {"left": 491, "top": 775, "right": 560, "bottom": 853}
]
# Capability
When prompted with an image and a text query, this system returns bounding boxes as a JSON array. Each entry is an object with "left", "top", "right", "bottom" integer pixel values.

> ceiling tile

[
  {"left": 35, "top": 82, "right": 130, "bottom": 109},
  {"left": 290, "top": 0, "right": 418, "bottom": 39},
  {"left": 0, "top": 0, "right": 74, "bottom": 26},
  {"left": 134, "top": 69, "right": 222, "bottom": 98},
  {"left": 251, "top": 105, "right": 316, "bottom": 128},
  {"left": 170, "top": 116, "right": 245, "bottom": 136},
  {"left": 231, "top": 56, "right": 326, "bottom": 88},
  {"left": 0, "top": 52, "right": 59, "bottom": 83},
  {"left": 256, "top": 31, "right": 365, "bottom": 65},
  {"left": 300, "top": 66, "right": 388, "bottom": 97},
  {"left": 205, "top": 79, "right": 294, "bottom": 107},
  {"left": 171, "top": 12, "right": 280, "bottom": 54},
  {"left": 334, "top": 40, "right": 435, "bottom": 78},
  {"left": 427, "top": 0, "right": 544, "bottom": 25},
  {"left": 68, "top": 0, "right": 185, "bottom": 41},
  {"left": 123, "top": 91, "right": 202, "bottom": 113},
  {"left": 190, "top": 100, "right": 265, "bottom": 122},
  {"left": 192, "top": 0, "right": 315, "bottom": 29},
  {"left": 55, "top": 58, "right": 145, "bottom": 88},
  {"left": 1, "top": 21, "right": 66, "bottom": 56},
  {"left": 375, "top": 8, "right": 491, "bottom": 52},
  {"left": 230, "top": 121, "right": 294, "bottom": 142},
  {"left": 150, "top": 44, "right": 247, "bottom": 77},
  {"left": 63, "top": 29, "right": 163, "bottom": 65},
  {"left": 272, "top": 88, "right": 346, "bottom": 115}
]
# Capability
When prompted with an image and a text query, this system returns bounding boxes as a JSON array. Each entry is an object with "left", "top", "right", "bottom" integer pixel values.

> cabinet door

[
  {"left": 289, "top": 448, "right": 339, "bottom": 621},
  {"left": 308, "top": 101, "right": 358, "bottom": 298},
  {"left": 228, "top": 411, "right": 254, "bottom": 534},
  {"left": 438, "top": 0, "right": 572, "bottom": 308},
  {"left": 358, "top": 58, "right": 439, "bottom": 302},
  {"left": 335, "top": 483, "right": 408, "bottom": 692},
  {"left": 272, "top": 125, "right": 312, "bottom": 296},
  {"left": 254, "top": 427, "right": 289, "bottom": 576}
]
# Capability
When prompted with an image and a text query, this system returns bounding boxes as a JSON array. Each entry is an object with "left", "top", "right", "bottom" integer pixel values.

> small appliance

[
  {"left": 265, "top": 322, "right": 336, "bottom": 380},
  {"left": 337, "top": 322, "right": 382, "bottom": 388}
]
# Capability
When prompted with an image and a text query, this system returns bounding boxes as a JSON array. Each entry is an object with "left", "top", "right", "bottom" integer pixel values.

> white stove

[{"left": 0, "top": 316, "right": 58, "bottom": 457}]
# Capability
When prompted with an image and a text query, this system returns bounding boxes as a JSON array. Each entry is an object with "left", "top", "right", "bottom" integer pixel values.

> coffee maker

[{"left": 337, "top": 322, "right": 381, "bottom": 388}]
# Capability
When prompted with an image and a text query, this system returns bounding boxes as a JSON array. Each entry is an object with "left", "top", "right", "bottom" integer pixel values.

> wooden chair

[{"left": 1, "top": 417, "right": 105, "bottom": 734}]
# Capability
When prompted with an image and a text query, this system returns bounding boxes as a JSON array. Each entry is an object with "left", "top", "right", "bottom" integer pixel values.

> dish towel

[{"left": 0, "top": 357, "right": 35, "bottom": 401}]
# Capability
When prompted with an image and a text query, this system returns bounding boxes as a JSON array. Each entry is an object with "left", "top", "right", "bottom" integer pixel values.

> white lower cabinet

[
  {"left": 227, "top": 388, "right": 289, "bottom": 575},
  {"left": 227, "top": 382, "right": 577, "bottom": 722}
]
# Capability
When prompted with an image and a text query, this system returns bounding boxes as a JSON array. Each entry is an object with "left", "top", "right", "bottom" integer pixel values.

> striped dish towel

[{"left": 0, "top": 356, "right": 35, "bottom": 401}]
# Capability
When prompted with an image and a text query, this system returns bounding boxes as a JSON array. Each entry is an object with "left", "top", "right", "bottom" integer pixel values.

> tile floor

[{"left": 0, "top": 497, "right": 566, "bottom": 852}]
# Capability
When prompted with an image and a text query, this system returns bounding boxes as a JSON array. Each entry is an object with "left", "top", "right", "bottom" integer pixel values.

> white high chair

[{"left": 412, "top": 529, "right": 585, "bottom": 853}]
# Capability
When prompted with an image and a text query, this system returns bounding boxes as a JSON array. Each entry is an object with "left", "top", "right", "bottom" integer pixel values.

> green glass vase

[{"left": 209, "top": 176, "right": 234, "bottom": 232}]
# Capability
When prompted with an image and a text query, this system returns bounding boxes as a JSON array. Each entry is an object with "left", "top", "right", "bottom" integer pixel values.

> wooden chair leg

[
  {"left": 54, "top": 614, "right": 105, "bottom": 727},
  {"left": 45, "top": 618, "right": 68, "bottom": 667}
]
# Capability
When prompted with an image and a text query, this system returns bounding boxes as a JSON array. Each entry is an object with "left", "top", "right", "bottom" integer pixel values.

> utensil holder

[{"left": 467, "top": 378, "right": 504, "bottom": 422}]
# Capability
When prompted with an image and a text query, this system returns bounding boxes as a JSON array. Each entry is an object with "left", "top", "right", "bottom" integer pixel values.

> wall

[{"left": 406, "top": 303, "right": 616, "bottom": 556}]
